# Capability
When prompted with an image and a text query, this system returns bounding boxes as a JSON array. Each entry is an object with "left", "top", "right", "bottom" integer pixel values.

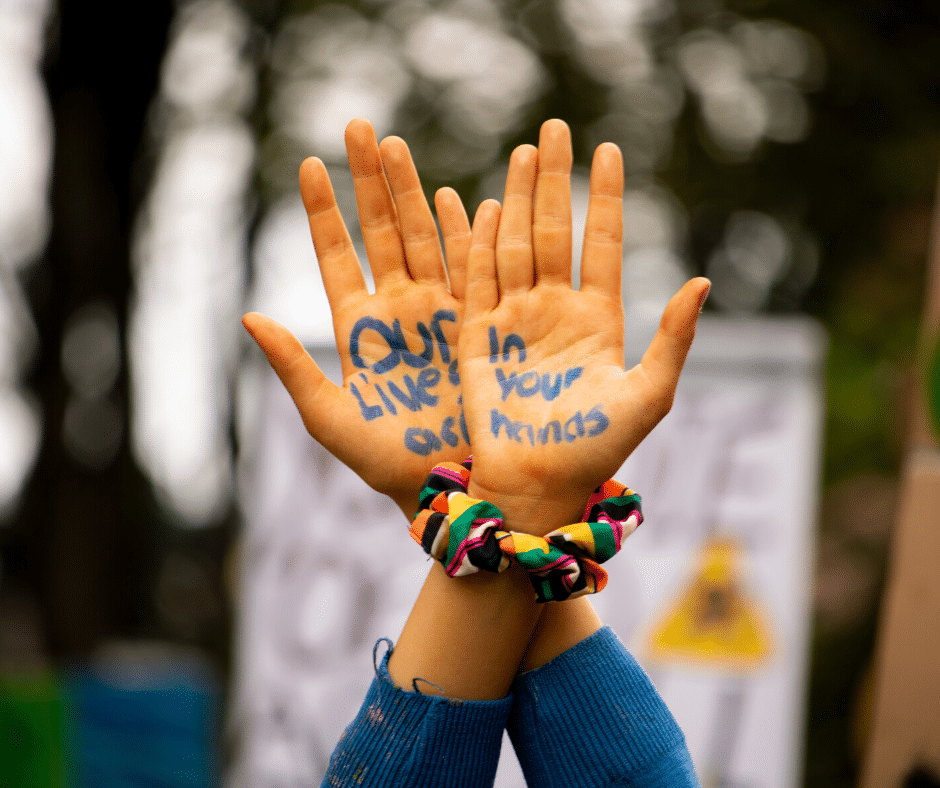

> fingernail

[
  {"left": 242, "top": 314, "right": 260, "bottom": 339},
  {"left": 698, "top": 282, "right": 711, "bottom": 312}
]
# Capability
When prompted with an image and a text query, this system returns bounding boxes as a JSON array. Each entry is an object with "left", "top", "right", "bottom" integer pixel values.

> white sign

[{"left": 226, "top": 316, "right": 824, "bottom": 788}]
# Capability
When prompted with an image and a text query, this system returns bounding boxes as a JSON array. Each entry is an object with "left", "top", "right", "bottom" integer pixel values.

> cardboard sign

[{"left": 861, "top": 183, "right": 940, "bottom": 788}]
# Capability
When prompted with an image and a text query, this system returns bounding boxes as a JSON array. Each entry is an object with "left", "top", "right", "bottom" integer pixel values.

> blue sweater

[{"left": 322, "top": 627, "right": 700, "bottom": 787}]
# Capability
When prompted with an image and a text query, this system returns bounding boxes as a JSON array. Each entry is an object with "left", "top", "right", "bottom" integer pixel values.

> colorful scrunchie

[{"left": 409, "top": 458, "right": 643, "bottom": 603}]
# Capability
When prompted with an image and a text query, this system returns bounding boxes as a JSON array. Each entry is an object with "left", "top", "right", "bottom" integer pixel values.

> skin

[
  {"left": 243, "top": 118, "right": 710, "bottom": 700},
  {"left": 243, "top": 119, "right": 470, "bottom": 516}
]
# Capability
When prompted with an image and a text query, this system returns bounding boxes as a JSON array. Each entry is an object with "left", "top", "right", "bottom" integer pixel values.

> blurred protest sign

[
  {"left": 604, "top": 316, "right": 825, "bottom": 788},
  {"left": 227, "top": 315, "right": 824, "bottom": 788}
]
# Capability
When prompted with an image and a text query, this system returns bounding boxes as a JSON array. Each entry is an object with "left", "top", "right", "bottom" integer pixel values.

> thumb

[
  {"left": 639, "top": 277, "right": 710, "bottom": 397},
  {"left": 242, "top": 312, "right": 341, "bottom": 440}
]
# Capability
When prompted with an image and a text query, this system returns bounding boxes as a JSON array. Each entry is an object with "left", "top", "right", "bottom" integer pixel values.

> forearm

[
  {"left": 388, "top": 471, "right": 598, "bottom": 700},
  {"left": 390, "top": 484, "right": 605, "bottom": 684},
  {"left": 388, "top": 561, "right": 542, "bottom": 701},
  {"left": 519, "top": 596, "right": 603, "bottom": 673}
]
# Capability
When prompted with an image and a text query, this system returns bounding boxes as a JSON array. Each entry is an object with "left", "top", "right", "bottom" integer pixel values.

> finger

[
  {"left": 380, "top": 136, "right": 448, "bottom": 285},
  {"left": 242, "top": 312, "right": 345, "bottom": 442},
  {"left": 533, "top": 119, "right": 573, "bottom": 286},
  {"left": 579, "top": 143, "right": 624, "bottom": 295},
  {"left": 496, "top": 144, "right": 538, "bottom": 294},
  {"left": 299, "top": 157, "right": 368, "bottom": 310},
  {"left": 436, "top": 187, "right": 471, "bottom": 301},
  {"left": 345, "top": 118, "right": 408, "bottom": 287},
  {"left": 464, "top": 200, "right": 502, "bottom": 319},
  {"left": 638, "top": 277, "right": 711, "bottom": 400}
]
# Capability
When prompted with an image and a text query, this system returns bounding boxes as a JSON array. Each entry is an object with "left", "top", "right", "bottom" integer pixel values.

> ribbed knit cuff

[
  {"left": 507, "top": 626, "right": 700, "bottom": 788},
  {"left": 322, "top": 640, "right": 513, "bottom": 788}
]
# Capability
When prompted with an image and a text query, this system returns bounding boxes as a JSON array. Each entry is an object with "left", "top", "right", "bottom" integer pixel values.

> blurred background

[{"left": 0, "top": 0, "right": 938, "bottom": 785}]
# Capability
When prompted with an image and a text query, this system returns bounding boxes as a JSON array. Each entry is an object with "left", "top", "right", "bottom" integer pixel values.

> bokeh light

[
  {"left": 268, "top": 7, "right": 410, "bottom": 163},
  {"left": 61, "top": 301, "right": 123, "bottom": 470},
  {"left": 131, "top": 0, "right": 255, "bottom": 525},
  {"left": 0, "top": 0, "right": 51, "bottom": 517}
]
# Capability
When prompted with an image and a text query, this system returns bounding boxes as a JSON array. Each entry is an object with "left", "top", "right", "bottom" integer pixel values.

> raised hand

[
  {"left": 459, "top": 120, "right": 710, "bottom": 534},
  {"left": 243, "top": 119, "right": 474, "bottom": 514}
]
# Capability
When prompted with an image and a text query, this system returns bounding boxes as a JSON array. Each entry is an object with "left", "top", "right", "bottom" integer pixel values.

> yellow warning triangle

[{"left": 647, "top": 537, "right": 773, "bottom": 671}]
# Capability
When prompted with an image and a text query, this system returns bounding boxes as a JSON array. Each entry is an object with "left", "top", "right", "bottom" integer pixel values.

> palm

[
  {"left": 461, "top": 287, "right": 633, "bottom": 500},
  {"left": 329, "top": 281, "right": 467, "bottom": 502},
  {"left": 458, "top": 121, "right": 709, "bottom": 533},
  {"left": 244, "top": 120, "right": 472, "bottom": 514}
]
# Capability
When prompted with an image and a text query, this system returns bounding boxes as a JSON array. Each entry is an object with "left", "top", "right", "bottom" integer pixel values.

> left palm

[{"left": 244, "top": 119, "right": 474, "bottom": 514}]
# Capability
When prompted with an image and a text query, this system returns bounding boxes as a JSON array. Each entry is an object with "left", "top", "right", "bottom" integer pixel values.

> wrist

[
  {"left": 410, "top": 459, "right": 639, "bottom": 603},
  {"left": 390, "top": 490, "right": 419, "bottom": 520},
  {"left": 465, "top": 479, "right": 586, "bottom": 536}
]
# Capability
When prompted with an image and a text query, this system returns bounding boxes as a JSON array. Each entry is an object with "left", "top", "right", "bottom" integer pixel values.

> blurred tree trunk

[{"left": 5, "top": 3, "right": 174, "bottom": 661}]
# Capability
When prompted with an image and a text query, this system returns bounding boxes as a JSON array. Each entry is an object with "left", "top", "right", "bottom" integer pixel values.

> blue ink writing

[
  {"left": 387, "top": 369, "right": 437, "bottom": 412},
  {"left": 517, "top": 370, "right": 541, "bottom": 397},
  {"left": 386, "top": 379, "right": 420, "bottom": 412},
  {"left": 493, "top": 366, "right": 583, "bottom": 401},
  {"left": 440, "top": 417, "right": 460, "bottom": 447},
  {"left": 375, "top": 383, "right": 397, "bottom": 415},
  {"left": 564, "top": 411, "right": 584, "bottom": 440},
  {"left": 347, "top": 313, "right": 465, "bottom": 455},
  {"left": 541, "top": 373, "right": 562, "bottom": 401},
  {"left": 350, "top": 311, "right": 458, "bottom": 374},
  {"left": 584, "top": 404, "right": 609, "bottom": 436},
  {"left": 495, "top": 368, "right": 517, "bottom": 400},
  {"left": 352, "top": 369, "right": 443, "bottom": 417},
  {"left": 351, "top": 382, "right": 382, "bottom": 421},
  {"left": 430, "top": 310, "right": 457, "bottom": 364},
  {"left": 488, "top": 327, "right": 527, "bottom": 364},
  {"left": 417, "top": 322, "right": 435, "bottom": 365},
  {"left": 402, "top": 412, "right": 471, "bottom": 456},
  {"left": 404, "top": 428, "right": 443, "bottom": 456},
  {"left": 502, "top": 333, "right": 526, "bottom": 363},
  {"left": 538, "top": 420, "right": 562, "bottom": 445},
  {"left": 490, "top": 405, "right": 609, "bottom": 446},
  {"left": 349, "top": 317, "right": 424, "bottom": 373}
]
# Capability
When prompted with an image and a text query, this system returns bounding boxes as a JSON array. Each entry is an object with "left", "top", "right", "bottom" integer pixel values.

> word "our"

[{"left": 350, "top": 310, "right": 457, "bottom": 374}]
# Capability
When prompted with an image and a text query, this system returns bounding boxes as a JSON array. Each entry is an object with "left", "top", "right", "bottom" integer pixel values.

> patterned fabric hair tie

[{"left": 409, "top": 458, "right": 643, "bottom": 603}]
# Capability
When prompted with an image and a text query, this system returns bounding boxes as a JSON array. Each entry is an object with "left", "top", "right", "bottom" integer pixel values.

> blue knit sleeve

[
  {"left": 507, "top": 626, "right": 701, "bottom": 788},
  {"left": 321, "top": 639, "right": 513, "bottom": 788}
]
